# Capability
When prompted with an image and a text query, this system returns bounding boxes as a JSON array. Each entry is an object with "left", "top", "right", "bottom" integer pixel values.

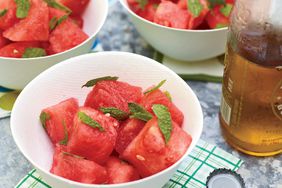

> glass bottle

[{"left": 219, "top": 0, "right": 282, "bottom": 156}]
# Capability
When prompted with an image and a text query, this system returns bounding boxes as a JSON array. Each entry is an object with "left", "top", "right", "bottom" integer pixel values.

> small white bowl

[
  {"left": 11, "top": 52, "right": 203, "bottom": 188},
  {"left": 0, "top": 0, "right": 108, "bottom": 90},
  {"left": 119, "top": 0, "right": 228, "bottom": 62}
]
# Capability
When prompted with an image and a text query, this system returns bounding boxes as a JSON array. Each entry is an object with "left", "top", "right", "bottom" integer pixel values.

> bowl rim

[
  {"left": 119, "top": 0, "right": 229, "bottom": 33},
  {"left": 0, "top": 0, "right": 108, "bottom": 61},
  {"left": 11, "top": 51, "right": 203, "bottom": 187}
]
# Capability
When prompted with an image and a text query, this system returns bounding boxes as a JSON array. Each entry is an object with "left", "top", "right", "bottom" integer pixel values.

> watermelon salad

[
  {"left": 0, "top": 0, "right": 89, "bottom": 58},
  {"left": 40, "top": 76, "right": 192, "bottom": 184},
  {"left": 128, "top": 0, "right": 235, "bottom": 29}
]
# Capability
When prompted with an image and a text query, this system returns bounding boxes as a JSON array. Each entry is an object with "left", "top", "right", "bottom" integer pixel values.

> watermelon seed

[{"left": 136, "top": 155, "right": 145, "bottom": 161}]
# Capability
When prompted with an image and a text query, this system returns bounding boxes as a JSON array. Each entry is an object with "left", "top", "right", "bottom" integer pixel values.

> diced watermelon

[
  {"left": 68, "top": 107, "right": 118, "bottom": 164},
  {"left": 105, "top": 156, "right": 140, "bottom": 184},
  {"left": 115, "top": 118, "right": 145, "bottom": 155},
  {"left": 153, "top": 1, "right": 190, "bottom": 29},
  {"left": 128, "top": 0, "right": 160, "bottom": 22},
  {"left": 205, "top": 4, "right": 232, "bottom": 29},
  {"left": 84, "top": 80, "right": 143, "bottom": 113},
  {"left": 0, "top": 31, "right": 9, "bottom": 48},
  {"left": 140, "top": 89, "right": 184, "bottom": 126},
  {"left": 70, "top": 15, "right": 84, "bottom": 28},
  {"left": 3, "top": 0, "right": 49, "bottom": 41},
  {"left": 40, "top": 98, "right": 78, "bottom": 145},
  {"left": 49, "top": 7, "right": 67, "bottom": 21},
  {"left": 57, "top": 0, "right": 90, "bottom": 16},
  {"left": 50, "top": 145, "right": 108, "bottom": 184},
  {"left": 48, "top": 17, "right": 88, "bottom": 54},
  {"left": 178, "top": 0, "right": 210, "bottom": 29},
  {"left": 121, "top": 118, "right": 192, "bottom": 177},
  {"left": 0, "top": 42, "right": 40, "bottom": 58},
  {"left": 0, "top": 0, "right": 19, "bottom": 30}
]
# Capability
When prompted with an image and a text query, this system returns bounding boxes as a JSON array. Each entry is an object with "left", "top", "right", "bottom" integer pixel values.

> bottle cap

[{"left": 206, "top": 168, "right": 245, "bottom": 188}]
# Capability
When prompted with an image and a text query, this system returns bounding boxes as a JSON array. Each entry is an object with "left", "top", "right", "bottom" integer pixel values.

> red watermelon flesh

[
  {"left": 206, "top": 4, "right": 231, "bottom": 29},
  {"left": 177, "top": 0, "right": 210, "bottom": 29},
  {"left": 128, "top": 0, "right": 160, "bottom": 22},
  {"left": 121, "top": 118, "right": 192, "bottom": 178},
  {"left": 48, "top": 7, "right": 67, "bottom": 21},
  {"left": 153, "top": 1, "right": 190, "bottom": 29},
  {"left": 0, "top": 31, "right": 9, "bottom": 48},
  {"left": 49, "top": 17, "right": 88, "bottom": 54},
  {"left": 0, "top": 42, "right": 40, "bottom": 58},
  {"left": 141, "top": 89, "right": 184, "bottom": 126},
  {"left": 3, "top": 0, "right": 49, "bottom": 41},
  {"left": 41, "top": 98, "right": 79, "bottom": 145},
  {"left": 70, "top": 15, "right": 84, "bottom": 28},
  {"left": 50, "top": 145, "right": 108, "bottom": 184},
  {"left": 68, "top": 107, "right": 118, "bottom": 164},
  {"left": 115, "top": 118, "right": 145, "bottom": 155},
  {"left": 105, "top": 156, "right": 140, "bottom": 184},
  {"left": 0, "top": 0, "right": 19, "bottom": 30},
  {"left": 84, "top": 80, "right": 143, "bottom": 113},
  {"left": 57, "top": 0, "right": 90, "bottom": 16}
]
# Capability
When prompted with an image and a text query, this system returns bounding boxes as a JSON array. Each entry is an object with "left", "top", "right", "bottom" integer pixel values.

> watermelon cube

[
  {"left": 50, "top": 145, "right": 108, "bottom": 184},
  {"left": 49, "top": 17, "right": 88, "bottom": 54},
  {"left": 0, "top": 42, "right": 40, "bottom": 58},
  {"left": 178, "top": 0, "right": 210, "bottom": 29},
  {"left": 40, "top": 98, "right": 79, "bottom": 145},
  {"left": 57, "top": 0, "right": 90, "bottom": 16},
  {"left": 206, "top": 4, "right": 232, "bottom": 29},
  {"left": 3, "top": 0, "right": 49, "bottom": 41},
  {"left": 84, "top": 80, "right": 143, "bottom": 113},
  {"left": 115, "top": 118, "right": 145, "bottom": 155},
  {"left": 121, "top": 118, "right": 192, "bottom": 177},
  {"left": 70, "top": 15, "right": 84, "bottom": 28},
  {"left": 127, "top": 0, "right": 160, "bottom": 22},
  {"left": 105, "top": 156, "right": 140, "bottom": 184},
  {"left": 153, "top": 1, "right": 190, "bottom": 29},
  {"left": 0, "top": 0, "right": 19, "bottom": 30},
  {"left": 68, "top": 107, "right": 118, "bottom": 164},
  {"left": 0, "top": 31, "right": 9, "bottom": 48},
  {"left": 140, "top": 89, "right": 184, "bottom": 126}
]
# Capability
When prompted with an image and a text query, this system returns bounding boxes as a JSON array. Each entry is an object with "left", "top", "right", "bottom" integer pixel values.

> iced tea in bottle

[{"left": 220, "top": 0, "right": 282, "bottom": 156}]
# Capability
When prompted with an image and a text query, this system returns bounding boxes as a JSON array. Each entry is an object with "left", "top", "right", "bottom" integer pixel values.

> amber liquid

[{"left": 220, "top": 29, "right": 282, "bottom": 156}]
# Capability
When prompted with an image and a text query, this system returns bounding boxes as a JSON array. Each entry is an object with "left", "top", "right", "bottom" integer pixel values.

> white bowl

[
  {"left": 0, "top": 0, "right": 108, "bottom": 90},
  {"left": 11, "top": 52, "right": 203, "bottom": 188},
  {"left": 119, "top": 0, "right": 228, "bottom": 62}
]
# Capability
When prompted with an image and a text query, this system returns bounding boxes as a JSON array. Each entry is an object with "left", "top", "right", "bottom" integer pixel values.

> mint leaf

[
  {"left": 0, "top": 9, "right": 7, "bottom": 17},
  {"left": 220, "top": 4, "right": 233, "bottom": 17},
  {"left": 15, "top": 0, "right": 30, "bottom": 19},
  {"left": 187, "top": 0, "right": 203, "bottom": 17},
  {"left": 100, "top": 107, "right": 129, "bottom": 121},
  {"left": 164, "top": 91, "right": 172, "bottom": 101},
  {"left": 152, "top": 104, "right": 172, "bottom": 144},
  {"left": 49, "top": 17, "right": 58, "bottom": 30},
  {"left": 128, "top": 102, "right": 153, "bottom": 122},
  {"left": 22, "top": 48, "right": 46, "bottom": 58},
  {"left": 43, "top": 0, "right": 72, "bottom": 14},
  {"left": 40, "top": 111, "right": 50, "bottom": 129},
  {"left": 62, "top": 152, "right": 85, "bottom": 159},
  {"left": 78, "top": 111, "right": 104, "bottom": 132},
  {"left": 208, "top": 0, "right": 225, "bottom": 8},
  {"left": 59, "top": 120, "right": 68, "bottom": 145},
  {"left": 215, "top": 23, "right": 228, "bottom": 28},
  {"left": 144, "top": 80, "right": 166, "bottom": 95},
  {"left": 57, "top": 15, "right": 68, "bottom": 25},
  {"left": 82, "top": 76, "right": 119, "bottom": 88},
  {"left": 136, "top": 0, "right": 148, "bottom": 10}
]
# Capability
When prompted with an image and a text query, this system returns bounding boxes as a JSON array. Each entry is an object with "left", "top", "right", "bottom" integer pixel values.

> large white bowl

[
  {"left": 119, "top": 0, "right": 228, "bottom": 62},
  {"left": 0, "top": 0, "right": 108, "bottom": 90},
  {"left": 11, "top": 52, "right": 203, "bottom": 188}
]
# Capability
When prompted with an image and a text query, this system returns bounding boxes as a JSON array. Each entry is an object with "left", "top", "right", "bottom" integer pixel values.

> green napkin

[
  {"left": 16, "top": 139, "right": 243, "bottom": 188},
  {"left": 153, "top": 51, "right": 225, "bottom": 83}
]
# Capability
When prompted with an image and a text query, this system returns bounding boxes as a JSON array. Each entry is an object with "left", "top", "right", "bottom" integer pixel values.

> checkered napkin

[{"left": 16, "top": 139, "right": 243, "bottom": 188}]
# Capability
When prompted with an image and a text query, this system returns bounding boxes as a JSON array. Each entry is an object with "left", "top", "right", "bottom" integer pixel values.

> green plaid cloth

[{"left": 16, "top": 139, "right": 243, "bottom": 188}]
